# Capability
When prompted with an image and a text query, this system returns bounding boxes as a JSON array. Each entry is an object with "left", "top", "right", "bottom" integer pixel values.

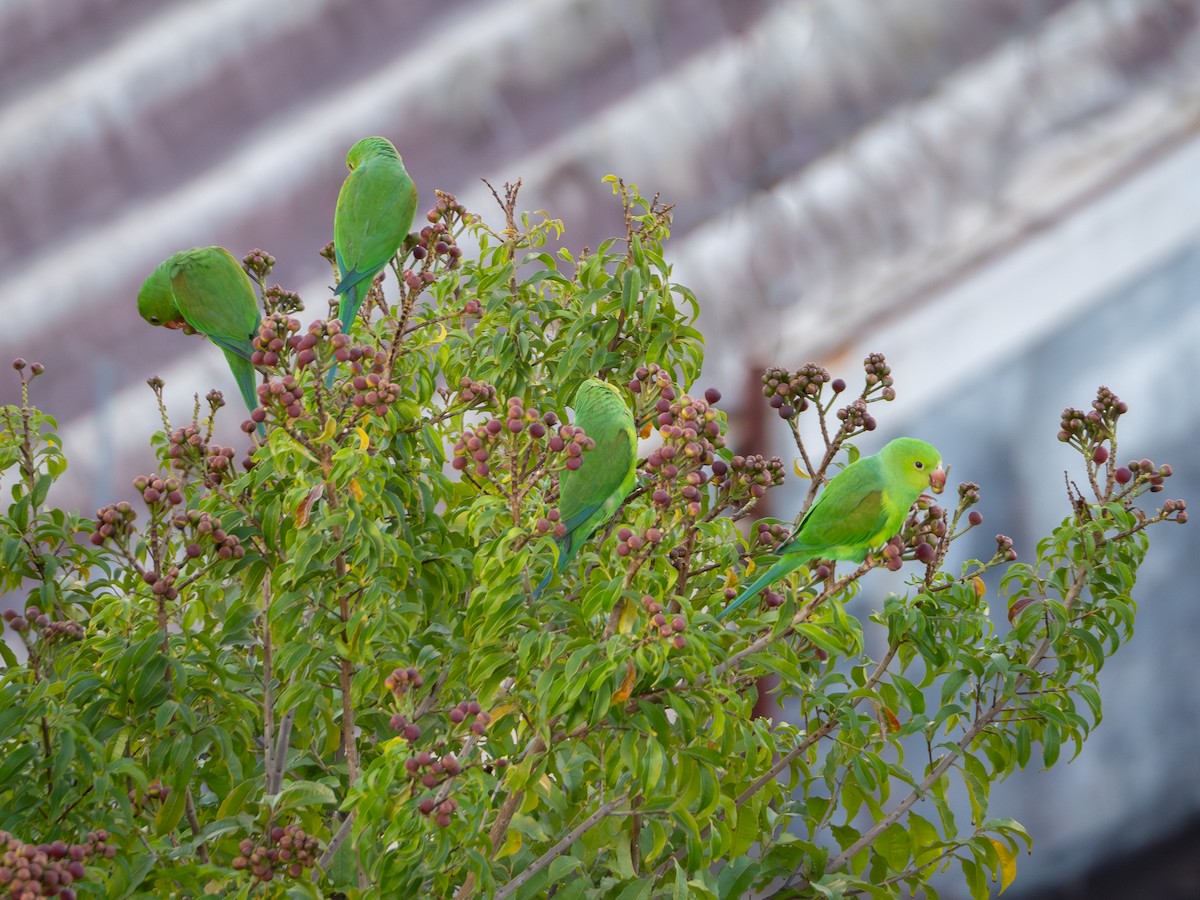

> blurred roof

[{"left": 1, "top": 0, "right": 1197, "bottom": 498}]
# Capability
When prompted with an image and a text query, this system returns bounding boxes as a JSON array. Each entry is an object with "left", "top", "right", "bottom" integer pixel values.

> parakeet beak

[{"left": 929, "top": 466, "right": 946, "bottom": 495}]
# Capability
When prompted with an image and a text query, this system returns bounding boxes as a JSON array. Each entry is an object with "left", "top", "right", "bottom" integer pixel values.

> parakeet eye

[
  {"left": 149, "top": 317, "right": 159, "bottom": 324},
  {"left": 914, "top": 461, "right": 924, "bottom": 469}
]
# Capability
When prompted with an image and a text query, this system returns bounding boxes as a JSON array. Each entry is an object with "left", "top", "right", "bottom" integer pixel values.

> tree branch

[
  {"left": 494, "top": 794, "right": 628, "bottom": 899},
  {"left": 818, "top": 564, "right": 1089, "bottom": 880}
]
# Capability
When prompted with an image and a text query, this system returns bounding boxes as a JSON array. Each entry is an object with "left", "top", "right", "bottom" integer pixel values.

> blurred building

[{"left": 1, "top": 0, "right": 1198, "bottom": 895}]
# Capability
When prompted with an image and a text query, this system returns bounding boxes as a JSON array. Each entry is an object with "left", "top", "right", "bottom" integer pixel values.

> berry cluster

[
  {"left": 534, "top": 509, "right": 565, "bottom": 539},
  {"left": 201, "top": 445, "right": 238, "bottom": 487},
  {"left": 232, "top": 825, "right": 319, "bottom": 883},
  {"left": 384, "top": 666, "right": 428, "bottom": 741},
  {"left": 163, "top": 424, "right": 239, "bottom": 485},
  {"left": 835, "top": 398, "right": 877, "bottom": 434},
  {"left": 761, "top": 363, "right": 834, "bottom": 419},
  {"left": 10, "top": 358, "right": 45, "bottom": 379},
  {"left": 250, "top": 314, "right": 302, "bottom": 369},
  {"left": 241, "top": 248, "right": 276, "bottom": 282},
  {"left": 753, "top": 520, "right": 791, "bottom": 549},
  {"left": 88, "top": 500, "right": 136, "bottom": 547},
  {"left": 164, "top": 425, "right": 205, "bottom": 474},
  {"left": 1057, "top": 385, "right": 1127, "bottom": 448},
  {"left": 178, "top": 510, "right": 245, "bottom": 562},
  {"left": 412, "top": 222, "right": 462, "bottom": 267},
  {"left": 709, "top": 455, "right": 787, "bottom": 509},
  {"left": 251, "top": 374, "right": 306, "bottom": 425},
  {"left": 627, "top": 363, "right": 673, "bottom": 399},
  {"left": 401, "top": 269, "right": 437, "bottom": 293},
  {"left": 886, "top": 501, "right": 949, "bottom": 570},
  {"left": 994, "top": 534, "right": 1017, "bottom": 562},
  {"left": 861, "top": 353, "right": 895, "bottom": 398},
  {"left": 142, "top": 566, "right": 180, "bottom": 602},
  {"left": 450, "top": 397, "right": 578, "bottom": 480},
  {"left": 760, "top": 355, "right": 895, "bottom": 426},
  {"left": 2, "top": 605, "right": 83, "bottom": 642},
  {"left": 448, "top": 699, "right": 491, "bottom": 736},
  {"left": 416, "top": 796, "right": 459, "bottom": 829},
  {"left": 0, "top": 829, "right": 113, "bottom": 899},
  {"left": 454, "top": 376, "right": 497, "bottom": 407},
  {"left": 416, "top": 193, "right": 467, "bottom": 263},
  {"left": 128, "top": 780, "right": 171, "bottom": 813},
  {"left": 403, "top": 752, "right": 463, "bottom": 791},
  {"left": 241, "top": 316, "right": 404, "bottom": 430},
  {"left": 262, "top": 283, "right": 303, "bottom": 316},
  {"left": 389, "top": 713, "right": 422, "bottom": 743},
  {"left": 133, "top": 474, "right": 184, "bottom": 508},
  {"left": 639, "top": 595, "right": 687, "bottom": 649},
  {"left": 345, "top": 349, "right": 403, "bottom": 417},
  {"left": 1116, "top": 458, "right": 1174, "bottom": 494},
  {"left": 384, "top": 666, "right": 425, "bottom": 696},
  {"left": 1159, "top": 498, "right": 1188, "bottom": 524},
  {"left": 641, "top": 373, "right": 727, "bottom": 518},
  {"left": 615, "top": 526, "right": 663, "bottom": 558}
]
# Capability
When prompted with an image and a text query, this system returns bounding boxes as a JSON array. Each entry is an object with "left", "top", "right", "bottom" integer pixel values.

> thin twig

[
  {"left": 815, "top": 564, "right": 1089, "bottom": 883},
  {"left": 185, "top": 789, "right": 209, "bottom": 863},
  {"left": 494, "top": 794, "right": 629, "bottom": 899},
  {"left": 315, "top": 812, "right": 355, "bottom": 874}
]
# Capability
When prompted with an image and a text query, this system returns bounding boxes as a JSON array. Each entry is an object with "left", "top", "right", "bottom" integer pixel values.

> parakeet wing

[
  {"left": 169, "top": 248, "right": 259, "bottom": 360},
  {"left": 333, "top": 157, "right": 417, "bottom": 301},
  {"left": 786, "top": 457, "right": 889, "bottom": 556},
  {"left": 534, "top": 379, "right": 637, "bottom": 596},
  {"left": 559, "top": 423, "right": 636, "bottom": 538}
]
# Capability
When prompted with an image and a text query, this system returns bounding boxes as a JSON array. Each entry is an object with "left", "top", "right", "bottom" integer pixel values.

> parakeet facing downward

[
  {"left": 535, "top": 378, "right": 638, "bottom": 597},
  {"left": 332, "top": 136, "right": 418, "bottom": 331},
  {"left": 138, "top": 246, "right": 261, "bottom": 417},
  {"left": 718, "top": 437, "right": 946, "bottom": 619}
]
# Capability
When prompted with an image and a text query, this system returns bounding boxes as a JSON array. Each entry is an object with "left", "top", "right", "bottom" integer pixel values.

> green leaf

[
  {"left": 1042, "top": 723, "right": 1061, "bottom": 768},
  {"left": 274, "top": 780, "right": 337, "bottom": 811},
  {"left": 875, "top": 822, "right": 911, "bottom": 870}
]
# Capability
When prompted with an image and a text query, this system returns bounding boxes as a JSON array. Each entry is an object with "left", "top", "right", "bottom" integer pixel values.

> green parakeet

[
  {"left": 332, "top": 136, "right": 417, "bottom": 331},
  {"left": 535, "top": 378, "right": 638, "bottom": 596},
  {"left": 137, "top": 246, "right": 262, "bottom": 417},
  {"left": 718, "top": 437, "right": 946, "bottom": 619}
]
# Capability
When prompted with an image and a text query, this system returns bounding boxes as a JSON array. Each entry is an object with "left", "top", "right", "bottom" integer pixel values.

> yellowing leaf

[
  {"left": 355, "top": 427, "right": 370, "bottom": 451},
  {"left": 972, "top": 576, "right": 986, "bottom": 601},
  {"left": 616, "top": 599, "right": 638, "bottom": 635},
  {"left": 639, "top": 421, "right": 653, "bottom": 439},
  {"left": 613, "top": 661, "right": 637, "bottom": 703},
  {"left": 379, "top": 736, "right": 406, "bottom": 755},
  {"left": 349, "top": 479, "right": 364, "bottom": 502},
  {"left": 489, "top": 703, "right": 516, "bottom": 724},
  {"left": 317, "top": 416, "right": 337, "bottom": 442},
  {"left": 878, "top": 703, "right": 900, "bottom": 733},
  {"left": 295, "top": 483, "right": 324, "bottom": 527},
  {"left": 793, "top": 458, "right": 811, "bottom": 479},
  {"left": 498, "top": 827, "right": 521, "bottom": 859},
  {"left": 431, "top": 322, "right": 448, "bottom": 344},
  {"left": 989, "top": 838, "right": 1017, "bottom": 894},
  {"left": 288, "top": 433, "right": 321, "bottom": 464}
]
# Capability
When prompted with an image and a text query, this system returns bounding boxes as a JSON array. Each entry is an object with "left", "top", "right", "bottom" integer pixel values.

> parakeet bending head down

[
  {"left": 138, "top": 246, "right": 261, "bottom": 417},
  {"left": 534, "top": 378, "right": 638, "bottom": 597},
  {"left": 717, "top": 436, "right": 945, "bottom": 619}
]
